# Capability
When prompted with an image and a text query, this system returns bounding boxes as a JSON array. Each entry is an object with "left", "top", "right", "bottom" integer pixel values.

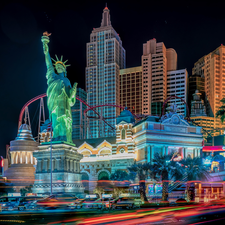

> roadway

[{"left": 1, "top": 205, "right": 225, "bottom": 224}]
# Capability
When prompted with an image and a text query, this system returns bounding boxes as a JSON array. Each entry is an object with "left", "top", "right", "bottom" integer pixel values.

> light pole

[{"left": 50, "top": 120, "right": 53, "bottom": 195}]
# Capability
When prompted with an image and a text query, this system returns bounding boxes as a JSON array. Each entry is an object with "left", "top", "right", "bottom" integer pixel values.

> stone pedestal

[{"left": 32, "top": 142, "right": 84, "bottom": 196}]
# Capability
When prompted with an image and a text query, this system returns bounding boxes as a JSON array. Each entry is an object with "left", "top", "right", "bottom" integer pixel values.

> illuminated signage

[
  {"left": 8, "top": 193, "right": 21, "bottom": 197},
  {"left": 203, "top": 158, "right": 212, "bottom": 165},
  {"left": 102, "top": 194, "right": 112, "bottom": 198},
  {"left": 85, "top": 194, "right": 97, "bottom": 198}
]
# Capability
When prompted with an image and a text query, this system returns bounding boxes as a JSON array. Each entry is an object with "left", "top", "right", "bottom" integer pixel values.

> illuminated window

[{"left": 121, "top": 129, "right": 125, "bottom": 139}]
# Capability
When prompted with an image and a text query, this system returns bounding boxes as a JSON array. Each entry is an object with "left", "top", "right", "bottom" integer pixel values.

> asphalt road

[{"left": 1, "top": 206, "right": 225, "bottom": 224}]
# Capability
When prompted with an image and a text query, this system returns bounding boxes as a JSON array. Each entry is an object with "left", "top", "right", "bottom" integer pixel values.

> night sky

[{"left": 0, "top": 0, "right": 225, "bottom": 157}]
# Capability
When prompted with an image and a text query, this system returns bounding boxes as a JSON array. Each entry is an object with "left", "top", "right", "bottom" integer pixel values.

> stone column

[
  {"left": 74, "top": 161, "right": 77, "bottom": 172},
  {"left": 44, "top": 159, "right": 48, "bottom": 172},
  {"left": 56, "top": 158, "right": 60, "bottom": 171},
  {"left": 19, "top": 152, "right": 22, "bottom": 164},
  {"left": 38, "top": 159, "right": 42, "bottom": 172},
  {"left": 77, "top": 162, "right": 80, "bottom": 172},
  {"left": 31, "top": 154, "right": 33, "bottom": 164},
  {"left": 66, "top": 159, "right": 69, "bottom": 172},
  {"left": 70, "top": 160, "right": 73, "bottom": 172},
  {"left": 11, "top": 152, "right": 15, "bottom": 164}
]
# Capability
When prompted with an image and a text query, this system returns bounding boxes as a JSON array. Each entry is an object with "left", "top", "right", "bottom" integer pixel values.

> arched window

[
  {"left": 121, "top": 129, "right": 126, "bottom": 140},
  {"left": 81, "top": 149, "right": 92, "bottom": 157},
  {"left": 98, "top": 171, "right": 109, "bottom": 180},
  {"left": 99, "top": 148, "right": 112, "bottom": 156}
]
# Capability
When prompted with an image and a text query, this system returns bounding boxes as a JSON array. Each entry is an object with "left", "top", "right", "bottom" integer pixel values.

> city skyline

[{"left": 1, "top": 1, "right": 225, "bottom": 156}]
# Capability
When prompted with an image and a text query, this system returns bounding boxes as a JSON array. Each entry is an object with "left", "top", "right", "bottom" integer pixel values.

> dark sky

[{"left": 0, "top": 0, "right": 225, "bottom": 157}]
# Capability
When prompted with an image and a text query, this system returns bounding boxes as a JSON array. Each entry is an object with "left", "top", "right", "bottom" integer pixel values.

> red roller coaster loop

[
  {"left": 18, "top": 94, "right": 118, "bottom": 131},
  {"left": 84, "top": 104, "right": 140, "bottom": 119}
]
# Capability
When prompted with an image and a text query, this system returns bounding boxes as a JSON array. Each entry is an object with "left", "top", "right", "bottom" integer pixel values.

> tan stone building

[
  {"left": 192, "top": 45, "right": 225, "bottom": 136},
  {"left": 142, "top": 38, "right": 177, "bottom": 115},
  {"left": 120, "top": 66, "right": 142, "bottom": 115}
]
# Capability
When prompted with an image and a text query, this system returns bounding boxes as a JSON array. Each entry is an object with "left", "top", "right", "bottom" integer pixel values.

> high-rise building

[
  {"left": 167, "top": 69, "right": 188, "bottom": 116},
  {"left": 71, "top": 88, "right": 87, "bottom": 140},
  {"left": 191, "top": 45, "right": 225, "bottom": 137},
  {"left": 120, "top": 66, "right": 142, "bottom": 115},
  {"left": 142, "top": 39, "right": 177, "bottom": 115},
  {"left": 192, "top": 45, "right": 225, "bottom": 117},
  {"left": 86, "top": 7, "right": 126, "bottom": 138}
]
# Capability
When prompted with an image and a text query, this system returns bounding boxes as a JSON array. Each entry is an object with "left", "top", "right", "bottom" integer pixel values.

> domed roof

[
  {"left": 116, "top": 107, "right": 135, "bottom": 124},
  {"left": 120, "top": 108, "right": 134, "bottom": 117},
  {"left": 16, "top": 124, "right": 35, "bottom": 141}
]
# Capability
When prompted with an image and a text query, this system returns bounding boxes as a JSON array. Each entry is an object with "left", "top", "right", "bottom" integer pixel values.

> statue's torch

[{"left": 41, "top": 31, "right": 51, "bottom": 44}]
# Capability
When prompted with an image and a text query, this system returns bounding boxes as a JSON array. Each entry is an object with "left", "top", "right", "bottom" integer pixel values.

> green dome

[{"left": 116, "top": 107, "right": 135, "bottom": 124}]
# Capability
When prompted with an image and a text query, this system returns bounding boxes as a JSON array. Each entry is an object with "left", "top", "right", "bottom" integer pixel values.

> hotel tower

[{"left": 86, "top": 7, "right": 126, "bottom": 138}]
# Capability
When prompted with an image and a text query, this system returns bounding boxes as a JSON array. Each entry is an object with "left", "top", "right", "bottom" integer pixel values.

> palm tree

[
  {"left": 180, "top": 157, "right": 210, "bottom": 202},
  {"left": 110, "top": 170, "right": 130, "bottom": 198},
  {"left": 127, "top": 161, "right": 151, "bottom": 203},
  {"left": 216, "top": 98, "right": 225, "bottom": 123},
  {"left": 151, "top": 152, "right": 183, "bottom": 202}
]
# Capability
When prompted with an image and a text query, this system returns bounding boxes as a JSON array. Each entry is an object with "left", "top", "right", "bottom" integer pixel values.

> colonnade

[
  {"left": 11, "top": 151, "right": 34, "bottom": 165},
  {"left": 36, "top": 157, "right": 80, "bottom": 173}
]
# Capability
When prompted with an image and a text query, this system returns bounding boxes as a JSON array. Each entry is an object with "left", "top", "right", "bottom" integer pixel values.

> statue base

[{"left": 32, "top": 143, "right": 84, "bottom": 197}]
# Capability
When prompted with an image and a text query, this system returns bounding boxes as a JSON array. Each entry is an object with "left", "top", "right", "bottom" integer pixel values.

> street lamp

[{"left": 47, "top": 116, "right": 53, "bottom": 196}]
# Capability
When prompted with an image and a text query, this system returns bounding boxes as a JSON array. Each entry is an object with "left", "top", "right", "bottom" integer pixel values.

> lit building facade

[
  {"left": 74, "top": 107, "right": 203, "bottom": 193},
  {"left": 167, "top": 69, "right": 188, "bottom": 116},
  {"left": 192, "top": 45, "right": 225, "bottom": 136},
  {"left": 142, "top": 38, "right": 177, "bottom": 116},
  {"left": 86, "top": 7, "right": 126, "bottom": 138},
  {"left": 120, "top": 66, "right": 142, "bottom": 115},
  {"left": 71, "top": 88, "right": 87, "bottom": 140},
  {"left": 190, "top": 90, "right": 224, "bottom": 139},
  {"left": 192, "top": 45, "right": 225, "bottom": 117}
]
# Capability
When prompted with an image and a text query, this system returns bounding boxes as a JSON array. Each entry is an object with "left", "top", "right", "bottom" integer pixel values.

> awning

[{"left": 202, "top": 146, "right": 225, "bottom": 152}]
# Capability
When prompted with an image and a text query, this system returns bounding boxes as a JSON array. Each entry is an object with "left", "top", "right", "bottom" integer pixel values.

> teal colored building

[{"left": 86, "top": 6, "right": 126, "bottom": 138}]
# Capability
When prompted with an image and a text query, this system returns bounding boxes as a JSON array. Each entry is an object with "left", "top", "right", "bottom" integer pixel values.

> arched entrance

[{"left": 81, "top": 173, "right": 89, "bottom": 193}]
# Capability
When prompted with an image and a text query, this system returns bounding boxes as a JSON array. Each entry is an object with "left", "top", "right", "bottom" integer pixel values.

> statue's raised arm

[{"left": 41, "top": 32, "right": 53, "bottom": 73}]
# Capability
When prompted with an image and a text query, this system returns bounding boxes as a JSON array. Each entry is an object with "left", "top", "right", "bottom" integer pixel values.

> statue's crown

[{"left": 52, "top": 55, "right": 70, "bottom": 69}]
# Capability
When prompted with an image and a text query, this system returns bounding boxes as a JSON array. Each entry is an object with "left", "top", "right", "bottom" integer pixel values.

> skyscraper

[
  {"left": 191, "top": 45, "right": 225, "bottom": 136},
  {"left": 192, "top": 45, "right": 225, "bottom": 117},
  {"left": 71, "top": 88, "right": 87, "bottom": 140},
  {"left": 86, "top": 7, "right": 126, "bottom": 138},
  {"left": 120, "top": 66, "right": 142, "bottom": 115},
  {"left": 167, "top": 69, "right": 188, "bottom": 116},
  {"left": 142, "top": 39, "right": 177, "bottom": 115}
]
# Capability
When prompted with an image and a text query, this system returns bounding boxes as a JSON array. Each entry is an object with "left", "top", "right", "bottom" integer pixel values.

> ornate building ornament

[{"left": 160, "top": 103, "right": 189, "bottom": 126}]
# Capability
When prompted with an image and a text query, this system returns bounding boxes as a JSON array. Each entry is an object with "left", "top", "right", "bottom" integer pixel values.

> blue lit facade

[
  {"left": 71, "top": 88, "right": 87, "bottom": 140},
  {"left": 86, "top": 7, "right": 126, "bottom": 138}
]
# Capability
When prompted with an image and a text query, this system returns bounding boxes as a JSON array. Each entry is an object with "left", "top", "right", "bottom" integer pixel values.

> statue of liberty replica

[
  {"left": 42, "top": 31, "right": 77, "bottom": 143},
  {"left": 32, "top": 32, "right": 83, "bottom": 195}
]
